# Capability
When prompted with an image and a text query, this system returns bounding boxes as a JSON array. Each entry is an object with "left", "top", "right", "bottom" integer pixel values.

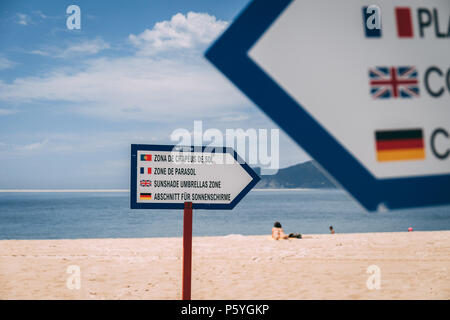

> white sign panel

[
  {"left": 206, "top": 0, "right": 450, "bottom": 210},
  {"left": 249, "top": 0, "right": 449, "bottom": 179},
  {"left": 130, "top": 145, "right": 260, "bottom": 209}
]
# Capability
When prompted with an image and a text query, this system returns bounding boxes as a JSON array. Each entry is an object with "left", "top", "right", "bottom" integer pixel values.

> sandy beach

[{"left": 0, "top": 231, "right": 449, "bottom": 300}]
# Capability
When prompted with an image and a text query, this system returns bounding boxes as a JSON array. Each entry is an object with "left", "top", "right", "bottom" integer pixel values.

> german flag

[
  {"left": 141, "top": 154, "right": 152, "bottom": 161},
  {"left": 140, "top": 193, "right": 152, "bottom": 200},
  {"left": 375, "top": 129, "right": 425, "bottom": 162}
]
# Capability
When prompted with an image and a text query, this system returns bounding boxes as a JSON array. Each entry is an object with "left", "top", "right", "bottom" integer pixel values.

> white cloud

[
  {"left": 16, "top": 13, "right": 31, "bottom": 26},
  {"left": 59, "top": 38, "right": 110, "bottom": 57},
  {"left": 0, "top": 56, "right": 16, "bottom": 70},
  {"left": 218, "top": 114, "right": 250, "bottom": 122},
  {"left": 15, "top": 11, "right": 54, "bottom": 26},
  {"left": 0, "top": 12, "right": 249, "bottom": 122},
  {"left": 29, "top": 50, "right": 49, "bottom": 56},
  {"left": 34, "top": 11, "right": 48, "bottom": 19},
  {"left": 0, "top": 130, "right": 164, "bottom": 156},
  {"left": 0, "top": 109, "right": 17, "bottom": 115},
  {"left": 30, "top": 38, "right": 110, "bottom": 58},
  {"left": 129, "top": 12, "right": 228, "bottom": 55},
  {"left": 0, "top": 139, "right": 49, "bottom": 152},
  {"left": 18, "top": 139, "right": 49, "bottom": 151},
  {"left": 0, "top": 55, "right": 247, "bottom": 121}
]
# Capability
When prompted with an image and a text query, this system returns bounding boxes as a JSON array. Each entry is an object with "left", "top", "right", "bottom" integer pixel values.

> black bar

[
  {"left": 0, "top": 300, "right": 445, "bottom": 319},
  {"left": 375, "top": 129, "right": 423, "bottom": 141}
]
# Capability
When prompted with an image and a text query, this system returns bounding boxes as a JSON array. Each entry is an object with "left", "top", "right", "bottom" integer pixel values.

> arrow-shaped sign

[
  {"left": 130, "top": 144, "right": 260, "bottom": 209},
  {"left": 205, "top": 0, "right": 450, "bottom": 211}
]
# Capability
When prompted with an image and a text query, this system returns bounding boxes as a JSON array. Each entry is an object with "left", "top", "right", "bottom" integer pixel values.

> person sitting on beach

[
  {"left": 272, "top": 222, "right": 302, "bottom": 240},
  {"left": 329, "top": 226, "right": 335, "bottom": 234}
]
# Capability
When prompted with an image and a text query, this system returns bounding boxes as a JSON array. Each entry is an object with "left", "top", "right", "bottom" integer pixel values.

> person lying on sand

[{"left": 272, "top": 221, "right": 302, "bottom": 240}]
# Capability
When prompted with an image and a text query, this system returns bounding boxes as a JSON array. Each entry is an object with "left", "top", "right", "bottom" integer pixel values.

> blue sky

[{"left": 0, "top": 0, "right": 310, "bottom": 189}]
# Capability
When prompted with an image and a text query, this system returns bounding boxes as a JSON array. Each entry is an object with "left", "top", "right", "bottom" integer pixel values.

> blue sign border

[
  {"left": 130, "top": 144, "right": 260, "bottom": 210},
  {"left": 205, "top": 0, "right": 450, "bottom": 211}
]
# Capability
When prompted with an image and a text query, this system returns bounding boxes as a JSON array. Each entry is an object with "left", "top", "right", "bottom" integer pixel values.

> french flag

[
  {"left": 140, "top": 167, "right": 152, "bottom": 174},
  {"left": 395, "top": 7, "right": 414, "bottom": 38}
]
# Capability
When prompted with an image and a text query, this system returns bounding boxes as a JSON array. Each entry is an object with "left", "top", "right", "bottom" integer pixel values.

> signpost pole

[
  {"left": 130, "top": 145, "right": 259, "bottom": 299},
  {"left": 182, "top": 201, "right": 193, "bottom": 300}
]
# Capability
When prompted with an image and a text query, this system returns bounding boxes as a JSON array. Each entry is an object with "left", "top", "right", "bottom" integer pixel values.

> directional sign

[
  {"left": 205, "top": 0, "right": 450, "bottom": 211},
  {"left": 130, "top": 144, "right": 260, "bottom": 209}
]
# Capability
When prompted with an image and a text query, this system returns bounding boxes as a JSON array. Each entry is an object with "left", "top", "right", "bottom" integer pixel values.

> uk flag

[
  {"left": 140, "top": 180, "right": 151, "bottom": 187},
  {"left": 369, "top": 66, "right": 419, "bottom": 99}
]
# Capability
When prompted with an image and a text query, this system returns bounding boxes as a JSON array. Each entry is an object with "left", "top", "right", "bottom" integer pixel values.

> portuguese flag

[
  {"left": 141, "top": 154, "right": 152, "bottom": 161},
  {"left": 140, "top": 193, "right": 152, "bottom": 200},
  {"left": 375, "top": 129, "right": 425, "bottom": 162}
]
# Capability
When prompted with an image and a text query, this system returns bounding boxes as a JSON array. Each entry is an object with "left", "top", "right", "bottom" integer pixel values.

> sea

[{"left": 0, "top": 189, "right": 449, "bottom": 240}]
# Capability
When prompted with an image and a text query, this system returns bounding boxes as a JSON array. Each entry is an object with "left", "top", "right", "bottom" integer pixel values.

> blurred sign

[
  {"left": 206, "top": 0, "right": 450, "bottom": 211},
  {"left": 130, "top": 144, "right": 260, "bottom": 209}
]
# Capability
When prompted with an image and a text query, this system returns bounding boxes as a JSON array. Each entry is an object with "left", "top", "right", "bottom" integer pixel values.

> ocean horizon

[{"left": 0, "top": 189, "right": 449, "bottom": 240}]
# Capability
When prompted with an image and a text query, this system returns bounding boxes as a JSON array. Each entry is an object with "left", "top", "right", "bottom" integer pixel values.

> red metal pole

[{"left": 182, "top": 202, "right": 193, "bottom": 300}]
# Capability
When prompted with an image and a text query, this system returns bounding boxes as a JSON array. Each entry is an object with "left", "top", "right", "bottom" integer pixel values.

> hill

[{"left": 255, "top": 161, "right": 336, "bottom": 189}]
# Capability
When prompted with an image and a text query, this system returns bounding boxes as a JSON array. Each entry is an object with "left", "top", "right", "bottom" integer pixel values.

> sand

[{"left": 0, "top": 231, "right": 449, "bottom": 300}]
